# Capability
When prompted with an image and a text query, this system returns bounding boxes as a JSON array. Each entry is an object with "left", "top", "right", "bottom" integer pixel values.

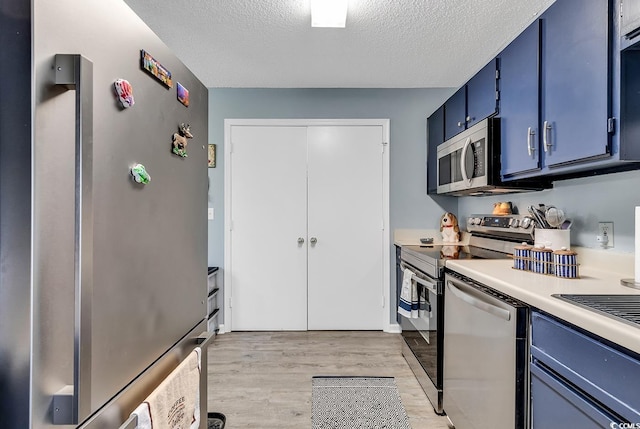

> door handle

[
  {"left": 297, "top": 237, "right": 304, "bottom": 244},
  {"left": 460, "top": 137, "right": 473, "bottom": 185},
  {"left": 446, "top": 279, "right": 511, "bottom": 321},
  {"left": 51, "top": 54, "right": 94, "bottom": 425},
  {"left": 310, "top": 237, "right": 318, "bottom": 244},
  {"left": 543, "top": 121, "right": 552, "bottom": 153},
  {"left": 527, "top": 127, "right": 536, "bottom": 156}
]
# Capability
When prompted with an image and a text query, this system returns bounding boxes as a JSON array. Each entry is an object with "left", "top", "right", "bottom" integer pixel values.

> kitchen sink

[{"left": 553, "top": 294, "right": 640, "bottom": 328}]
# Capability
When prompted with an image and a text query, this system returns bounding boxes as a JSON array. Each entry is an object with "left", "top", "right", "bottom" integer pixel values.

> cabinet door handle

[
  {"left": 543, "top": 121, "right": 552, "bottom": 153},
  {"left": 457, "top": 121, "right": 464, "bottom": 128},
  {"left": 527, "top": 127, "right": 536, "bottom": 156},
  {"left": 310, "top": 237, "right": 317, "bottom": 244},
  {"left": 297, "top": 237, "right": 304, "bottom": 244}
]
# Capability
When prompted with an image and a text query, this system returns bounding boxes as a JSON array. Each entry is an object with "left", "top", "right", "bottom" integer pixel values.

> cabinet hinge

[
  {"left": 607, "top": 117, "right": 616, "bottom": 134},
  {"left": 382, "top": 141, "right": 388, "bottom": 153},
  {"left": 229, "top": 141, "right": 233, "bottom": 154},
  {"left": 495, "top": 90, "right": 500, "bottom": 101},
  {"left": 495, "top": 69, "right": 500, "bottom": 80}
]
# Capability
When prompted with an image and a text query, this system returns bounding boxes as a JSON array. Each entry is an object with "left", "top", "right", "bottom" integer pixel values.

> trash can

[{"left": 207, "top": 412, "right": 226, "bottom": 429}]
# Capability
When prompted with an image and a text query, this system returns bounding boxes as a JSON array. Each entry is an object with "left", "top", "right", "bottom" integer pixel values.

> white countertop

[{"left": 445, "top": 258, "right": 640, "bottom": 355}]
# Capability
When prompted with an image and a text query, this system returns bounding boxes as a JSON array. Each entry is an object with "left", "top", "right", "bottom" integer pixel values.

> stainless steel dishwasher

[{"left": 443, "top": 271, "right": 529, "bottom": 429}]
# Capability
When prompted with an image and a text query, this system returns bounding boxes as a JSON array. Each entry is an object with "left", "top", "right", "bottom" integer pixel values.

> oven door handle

[
  {"left": 413, "top": 275, "right": 437, "bottom": 296},
  {"left": 400, "top": 262, "right": 438, "bottom": 295},
  {"left": 446, "top": 279, "right": 511, "bottom": 321}
]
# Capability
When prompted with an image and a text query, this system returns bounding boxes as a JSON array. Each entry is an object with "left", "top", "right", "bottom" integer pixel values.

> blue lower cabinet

[
  {"left": 531, "top": 363, "right": 619, "bottom": 429},
  {"left": 531, "top": 311, "right": 640, "bottom": 426}
]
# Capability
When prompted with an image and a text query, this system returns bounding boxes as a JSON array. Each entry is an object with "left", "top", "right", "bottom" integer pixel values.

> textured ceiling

[{"left": 124, "top": 0, "right": 555, "bottom": 88}]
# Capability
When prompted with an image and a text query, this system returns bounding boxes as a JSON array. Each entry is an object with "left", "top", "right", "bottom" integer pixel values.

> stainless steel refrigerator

[{"left": 0, "top": 0, "right": 211, "bottom": 427}]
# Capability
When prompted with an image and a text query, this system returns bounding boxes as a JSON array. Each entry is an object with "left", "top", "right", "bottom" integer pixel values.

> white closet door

[
  {"left": 229, "top": 126, "right": 308, "bottom": 330},
  {"left": 307, "top": 126, "right": 384, "bottom": 330}
]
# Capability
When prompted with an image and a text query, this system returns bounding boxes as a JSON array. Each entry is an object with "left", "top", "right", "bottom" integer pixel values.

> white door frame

[{"left": 223, "top": 119, "right": 391, "bottom": 333}]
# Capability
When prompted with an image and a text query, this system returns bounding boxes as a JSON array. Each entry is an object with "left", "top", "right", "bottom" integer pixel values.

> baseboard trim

[{"left": 385, "top": 323, "right": 401, "bottom": 334}]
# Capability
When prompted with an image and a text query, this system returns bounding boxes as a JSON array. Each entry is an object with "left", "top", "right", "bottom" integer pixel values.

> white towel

[
  {"left": 130, "top": 347, "right": 202, "bottom": 429},
  {"left": 398, "top": 268, "right": 419, "bottom": 318}
]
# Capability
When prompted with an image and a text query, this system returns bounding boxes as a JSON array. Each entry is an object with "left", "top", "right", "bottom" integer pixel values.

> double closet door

[{"left": 228, "top": 122, "right": 386, "bottom": 331}]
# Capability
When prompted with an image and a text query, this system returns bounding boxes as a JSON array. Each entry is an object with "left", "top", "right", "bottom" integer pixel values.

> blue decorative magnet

[
  {"left": 131, "top": 163, "right": 150, "bottom": 184},
  {"left": 172, "top": 123, "right": 193, "bottom": 158},
  {"left": 114, "top": 79, "right": 135, "bottom": 108}
]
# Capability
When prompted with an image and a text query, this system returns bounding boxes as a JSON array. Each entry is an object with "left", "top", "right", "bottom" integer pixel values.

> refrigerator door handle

[{"left": 52, "top": 54, "right": 94, "bottom": 426}]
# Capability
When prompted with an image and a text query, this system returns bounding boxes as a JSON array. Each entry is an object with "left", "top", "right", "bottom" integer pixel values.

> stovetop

[
  {"left": 400, "top": 240, "right": 513, "bottom": 278},
  {"left": 400, "top": 214, "right": 533, "bottom": 278},
  {"left": 553, "top": 294, "right": 640, "bottom": 329}
]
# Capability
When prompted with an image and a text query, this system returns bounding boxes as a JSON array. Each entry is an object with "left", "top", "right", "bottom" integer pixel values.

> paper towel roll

[{"left": 636, "top": 207, "right": 640, "bottom": 283}]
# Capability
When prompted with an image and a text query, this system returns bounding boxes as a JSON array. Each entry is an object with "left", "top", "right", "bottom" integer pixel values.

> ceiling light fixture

[{"left": 310, "top": 0, "right": 348, "bottom": 28}]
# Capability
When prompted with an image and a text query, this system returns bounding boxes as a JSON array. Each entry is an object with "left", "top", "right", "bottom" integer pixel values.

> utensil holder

[{"left": 534, "top": 229, "right": 570, "bottom": 251}]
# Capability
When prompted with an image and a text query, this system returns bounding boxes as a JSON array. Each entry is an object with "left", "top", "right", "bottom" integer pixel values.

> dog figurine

[{"left": 440, "top": 212, "right": 460, "bottom": 243}]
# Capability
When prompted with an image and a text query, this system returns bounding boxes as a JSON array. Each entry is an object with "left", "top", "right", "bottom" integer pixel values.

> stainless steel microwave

[{"left": 436, "top": 118, "right": 549, "bottom": 196}]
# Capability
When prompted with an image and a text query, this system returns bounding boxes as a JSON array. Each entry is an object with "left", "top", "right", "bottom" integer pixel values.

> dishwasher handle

[{"left": 446, "top": 279, "right": 511, "bottom": 321}]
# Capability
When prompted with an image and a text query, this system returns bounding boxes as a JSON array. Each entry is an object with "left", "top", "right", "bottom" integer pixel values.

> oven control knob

[
  {"left": 511, "top": 219, "right": 520, "bottom": 228},
  {"left": 521, "top": 217, "right": 532, "bottom": 229},
  {"left": 472, "top": 217, "right": 482, "bottom": 225}
]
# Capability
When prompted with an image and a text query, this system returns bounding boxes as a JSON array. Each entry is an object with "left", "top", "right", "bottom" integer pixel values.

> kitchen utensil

[
  {"left": 528, "top": 205, "right": 550, "bottom": 229},
  {"left": 545, "top": 206, "right": 566, "bottom": 228},
  {"left": 560, "top": 219, "right": 572, "bottom": 230}
]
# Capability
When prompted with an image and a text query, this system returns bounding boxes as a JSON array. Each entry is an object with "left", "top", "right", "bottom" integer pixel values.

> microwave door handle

[
  {"left": 460, "top": 137, "right": 472, "bottom": 185},
  {"left": 446, "top": 279, "right": 511, "bottom": 321}
]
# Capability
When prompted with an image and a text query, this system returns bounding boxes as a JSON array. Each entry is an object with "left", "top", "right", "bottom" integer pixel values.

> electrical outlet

[{"left": 598, "top": 222, "right": 614, "bottom": 248}]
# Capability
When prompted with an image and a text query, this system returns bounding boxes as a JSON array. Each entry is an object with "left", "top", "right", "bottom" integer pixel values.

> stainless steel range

[{"left": 398, "top": 213, "right": 534, "bottom": 415}]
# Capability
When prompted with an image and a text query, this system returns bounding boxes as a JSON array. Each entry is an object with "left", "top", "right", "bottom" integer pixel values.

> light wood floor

[{"left": 206, "top": 331, "right": 451, "bottom": 428}]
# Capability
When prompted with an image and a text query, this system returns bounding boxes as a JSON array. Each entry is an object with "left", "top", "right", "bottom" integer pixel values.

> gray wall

[
  {"left": 207, "top": 88, "right": 457, "bottom": 323},
  {"left": 458, "top": 169, "right": 640, "bottom": 253}
]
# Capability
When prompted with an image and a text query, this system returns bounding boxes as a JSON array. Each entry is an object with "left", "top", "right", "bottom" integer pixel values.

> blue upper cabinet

[
  {"left": 427, "top": 106, "right": 444, "bottom": 195},
  {"left": 499, "top": 21, "right": 541, "bottom": 178},
  {"left": 540, "top": 0, "right": 612, "bottom": 168},
  {"left": 444, "top": 60, "right": 499, "bottom": 141},
  {"left": 444, "top": 87, "right": 466, "bottom": 141},
  {"left": 467, "top": 59, "right": 499, "bottom": 128}
]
